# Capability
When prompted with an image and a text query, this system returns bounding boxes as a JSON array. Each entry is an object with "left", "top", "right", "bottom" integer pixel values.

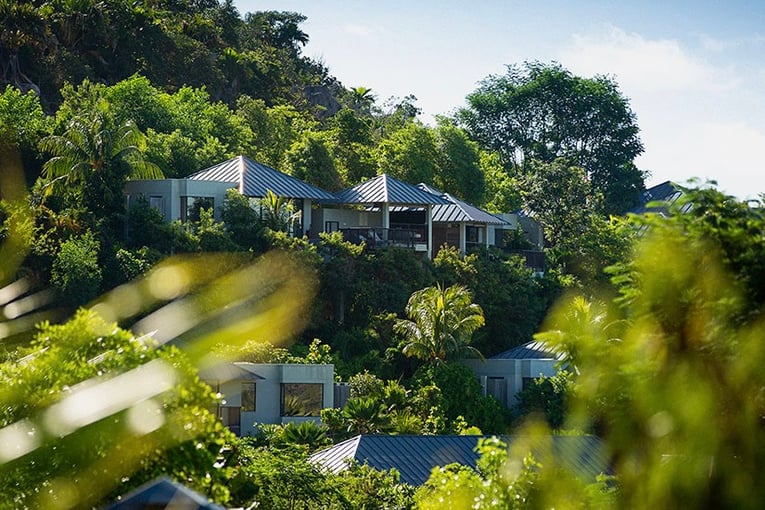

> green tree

[
  {"left": 39, "top": 105, "right": 162, "bottom": 227},
  {"left": 415, "top": 438, "right": 541, "bottom": 510},
  {"left": 0, "top": 86, "right": 48, "bottom": 184},
  {"left": 285, "top": 132, "right": 343, "bottom": 191},
  {"left": 514, "top": 371, "right": 572, "bottom": 429},
  {"left": 520, "top": 158, "right": 594, "bottom": 249},
  {"left": 480, "top": 150, "right": 522, "bottom": 213},
  {"left": 227, "top": 442, "right": 337, "bottom": 509},
  {"left": 259, "top": 189, "right": 295, "bottom": 233},
  {"left": 50, "top": 229, "right": 102, "bottom": 307},
  {"left": 459, "top": 61, "right": 646, "bottom": 214},
  {"left": 433, "top": 118, "right": 486, "bottom": 205},
  {"left": 279, "top": 421, "right": 331, "bottom": 452},
  {"left": 343, "top": 396, "right": 392, "bottom": 435},
  {"left": 348, "top": 85, "right": 376, "bottom": 115},
  {"left": 414, "top": 363, "right": 508, "bottom": 433},
  {"left": 221, "top": 188, "right": 267, "bottom": 252},
  {"left": 532, "top": 188, "right": 765, "bottom": 508},
  {"left": 374, "top": 122, "right": 437, "bottom": 185},
  {"left": 327, "top": 108, "right": 376, "bottom": 185},
  {"left": 395, "top": 284, "right": 485, "bottom": 365},
  {"left": 0, "top": 309, "right": 233, "bottom": 508}
]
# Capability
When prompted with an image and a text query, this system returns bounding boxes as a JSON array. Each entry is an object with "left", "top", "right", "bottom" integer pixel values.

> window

[
  {"left": 466, "top": 226, "right": 484, "bottom": 243},
  {"left": 487, "top": 376, "right": 507, "bottom": 405},
  {"left": 280, "top": 383, "right": 323, "bottom": 417},
  {"left": 241, "top": 382, "right": 256, "bottom": 412},
  {"left": 149, "top": 195, "right": 164, "bottom": 215},
  {"left": 219, "top": 406, "right": 241, "bottom": 435},
  {"left": 181, "top": 196, "right": 214, "bottom": 222},
  {"left": 325, "top": 221, "right": 340, "bottom": 233},
  {"left": 522, "top": 377, "right": 537, "bottom": 391}
]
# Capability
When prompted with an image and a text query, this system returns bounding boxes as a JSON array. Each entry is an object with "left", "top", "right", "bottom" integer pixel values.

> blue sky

[{"left": 235, "top": 1, "right": 765, "bottom": 199}]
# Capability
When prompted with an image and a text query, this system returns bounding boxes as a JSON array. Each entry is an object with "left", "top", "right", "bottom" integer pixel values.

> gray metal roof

[
  {"left": 309, "top": 434, "right": 607, "bottom": 486},
  {"left": 107, "top": 476, "right": 225, "bottom": 509},
  {"left": 417, "top": 183, "right": 509, "bottom": 225},
  {"left": 631, "top": 181, "right": 691, "bottom": 215},
  {"left": 197, "top": 362, "right": 265, "bottom": 382},
  {"left": 333, "top": 174, "right": 449, "bottom": 205},
  {"left": 492, "top": 340, "right": 564, "bottom": 360},
  {"left": 187, "top": 155, "right": 336, "bottom": 200}
]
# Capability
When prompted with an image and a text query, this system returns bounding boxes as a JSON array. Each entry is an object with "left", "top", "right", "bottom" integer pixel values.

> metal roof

[
  {"left": 197, "top": 362, "right": 265, "bottom": 382},
  {"left": 107, "top": 476, "right": 225, "bottom": 509},
  {"left": 631, "top": 181, "right": 691, "bottom": 215},
  {"left": 333, "top": 174, "right": 449, "bottom": 205},
  {"left": 309, "top": 434, "right": 607, "bottom": 486},
  {"left": 417, "top": 183, "right": 509, "bottom": 225},
  {"left": 187, "top": 155, "right": 336, "bottom": 200},
  {"left": 492, "top": 340, "right": 564, "bottom": 360}
]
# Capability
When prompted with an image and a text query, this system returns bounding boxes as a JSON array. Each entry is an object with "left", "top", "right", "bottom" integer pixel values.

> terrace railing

[{"left": 339, "top": 227, "right": 426, "bottom": 250}]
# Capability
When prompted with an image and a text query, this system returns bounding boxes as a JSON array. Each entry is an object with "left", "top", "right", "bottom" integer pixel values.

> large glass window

[
  {"left": 181, "top": 196, "right": 214, "bottom": 222},
  {"left": 280, "top": 383, "right": 323, "bottom": 417},
  {"left": 241, "top": 382, "right": 256, "bottom": 412}
]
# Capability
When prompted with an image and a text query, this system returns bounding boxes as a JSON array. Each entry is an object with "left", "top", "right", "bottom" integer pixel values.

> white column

[
  {"left": 382, "top": 203, "right": 390, "bottom": 229},
  {"left": 459, "top": 223, "right": 466, "bottom": 254},
  {"left": 302, "top": 199, "right": 312, "bottom": 236},
  {"left": 427, "top": 204, "right": 433, "bottom": 258}
]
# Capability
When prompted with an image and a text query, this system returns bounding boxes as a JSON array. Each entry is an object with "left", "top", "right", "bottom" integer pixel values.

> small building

[
  {"left": 318, "top": 174, "right": 451, "bottom": 258},
  {"left": 417, "top": 183, "right": 512, "bottom": 255},
  {"left": 309, "top": 434, "right": 607, "bottom": 486},
  {"left": 200, "top": 362, "right": 334, "bottom": 436},
  {"left": 124, "top": 155, "right": 337, "bottom": 235},
  {"left": 462, "top": 340, "right": 565, "bottom": 409}
]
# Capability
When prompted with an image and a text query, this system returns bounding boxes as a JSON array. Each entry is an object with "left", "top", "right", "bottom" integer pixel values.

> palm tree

[
  {"left": 280, "top": 421, "right": 331, "bottom": 451},
  {"left": 343, "top": 397, "right": 391, "bottom": 435},
  {"left": 40, "top": 107, "right": 162, "bottom": 217},
  {"left": 349, "top": 86, "right": 376, "bottom": 115},
  {"left": 394, "top": 284, "right": 485, "bottom": 365}
]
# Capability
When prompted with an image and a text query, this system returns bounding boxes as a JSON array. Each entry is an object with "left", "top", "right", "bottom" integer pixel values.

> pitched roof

[
  {"left": 631, "top": 181, "right": 691, "bottom": 215},
  {"left": 334, "top": 174, "right": 450, "bottom": 205},
  {"left": 198, "top": 362, "right": 265, "bottom": 382},
  {"left": 417, "top": 183, "right": 509, "bottom": 225},
  {"left": 492, "top": 340, "right": 564, "bottom": 360},
  {"left": 107, "top": 477, "right": 225, "bottom": 509},
  {"left": 309, "top": 434, "right": 607, "bottom": 486},
  {"left": 187, "top": 155, "right": 336, "bottom": 200}
]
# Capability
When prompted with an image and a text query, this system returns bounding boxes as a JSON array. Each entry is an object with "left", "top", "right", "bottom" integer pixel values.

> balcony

[{"left": 339, "top": 226, "right": 427, "bottom": 250}]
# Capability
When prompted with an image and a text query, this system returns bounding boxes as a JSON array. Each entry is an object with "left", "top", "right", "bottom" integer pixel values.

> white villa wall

[
  {"left": 463, "top": 358, "right": 559, "bottom": 409},
  {"left": 208, "top": 363, "right": 334, "bottom": 437},
  {"left": 125, "top": 179, "right": 234, "bottom": 221}
]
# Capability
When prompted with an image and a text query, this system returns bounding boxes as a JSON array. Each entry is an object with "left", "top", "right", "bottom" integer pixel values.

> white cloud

[
  {"left": 558, "top": 27, "right": 732, "bottom": 94},
  {"left": 340, "top": 23, "right": 387, "bottom": 42}
]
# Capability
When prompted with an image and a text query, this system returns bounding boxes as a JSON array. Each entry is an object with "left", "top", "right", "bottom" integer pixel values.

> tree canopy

[{"left": 459, "top": 61, "right": 646, "bottom": 215}]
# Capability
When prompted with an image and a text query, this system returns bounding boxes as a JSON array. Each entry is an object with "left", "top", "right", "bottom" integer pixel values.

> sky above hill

[{"left": 236, "top": 0, "right": 765, "bottom": 199}]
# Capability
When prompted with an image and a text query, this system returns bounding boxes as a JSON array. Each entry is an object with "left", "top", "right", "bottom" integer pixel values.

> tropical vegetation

[{"left": 1, "top": 1, "right": 763, "bottom": 508}]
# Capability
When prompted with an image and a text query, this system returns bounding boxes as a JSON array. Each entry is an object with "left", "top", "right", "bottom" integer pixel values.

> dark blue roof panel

[
  {"left": 310, "top": 434, "right": 607, "bottom": 486},
  {"left": 492, "top": 340, "right": 564, "bottom": 360},
  {"left": 631, "top": 181, "right": 691, "bottom": 215}
]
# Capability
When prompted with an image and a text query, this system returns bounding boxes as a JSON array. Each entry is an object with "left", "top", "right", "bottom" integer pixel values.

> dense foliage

[{"left": 10, "top": 3, "right": 759, "bottom": 507}]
